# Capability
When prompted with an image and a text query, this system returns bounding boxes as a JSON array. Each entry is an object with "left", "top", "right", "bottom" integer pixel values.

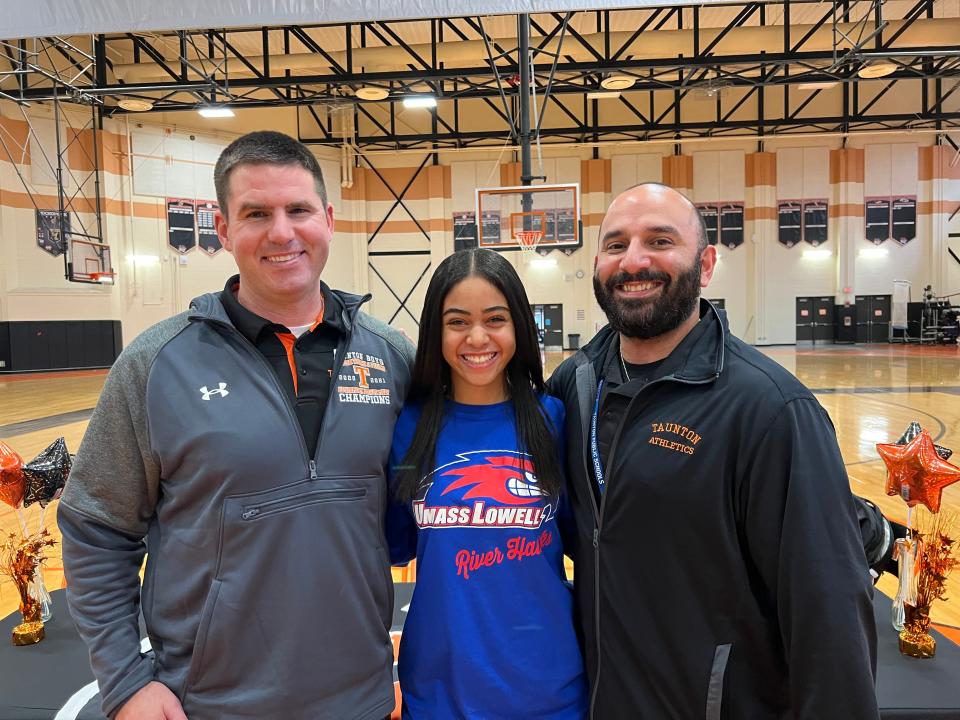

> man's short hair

[
  {"left": 214, "top": 131, "right": 328, "bottom": 215},
  {"left": 615, "top": 182, "right": 709, "bottom": 252}
]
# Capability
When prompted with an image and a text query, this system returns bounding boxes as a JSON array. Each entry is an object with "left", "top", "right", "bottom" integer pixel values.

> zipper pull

[
  {"left": 593, "top": 528, "right": 599, "bottom": 548},
  {"left": 309, "top": 460, "right": 318, "bottom": 479},
  {"left": 242, "top": 508, "right": 260, "bottom": 520}
]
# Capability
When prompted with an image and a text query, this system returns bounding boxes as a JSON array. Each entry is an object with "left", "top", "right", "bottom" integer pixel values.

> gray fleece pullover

[{"left": 59, "top": 288, "right": 413, "bottom": 719}]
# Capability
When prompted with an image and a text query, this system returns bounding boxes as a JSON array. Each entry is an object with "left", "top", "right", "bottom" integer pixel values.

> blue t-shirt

[{"left": 387, "top": 396, "right": 588, "bottom": 720}]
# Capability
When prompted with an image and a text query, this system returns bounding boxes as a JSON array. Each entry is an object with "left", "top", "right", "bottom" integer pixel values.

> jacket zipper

[
  {"left": 201, "top": 295, "right": 369, "bottom": 475},
  {"left": 588, "top": 370, "right": 718, "bottom": 719},
  {"left": 310, "top": 297, "right": 370, "bottom": 459},
  {"left": 241, "top": 487, "right": 365, "bottom": 520},
  {"left": 201, "top": 319, "right": 323, "bottom": 480}
]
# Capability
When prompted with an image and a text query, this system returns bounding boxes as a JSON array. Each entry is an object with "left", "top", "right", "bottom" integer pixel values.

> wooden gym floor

[{"left": 1, "top": 344, "right": 958, "bottom": 643}]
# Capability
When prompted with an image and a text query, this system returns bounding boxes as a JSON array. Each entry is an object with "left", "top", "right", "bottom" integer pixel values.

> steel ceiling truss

[
  {"left": 1, "top": 0, "right": 958, "bottom": 148},
  {"left": 0, "top": 38, "right": 106, "bottom": 280}
]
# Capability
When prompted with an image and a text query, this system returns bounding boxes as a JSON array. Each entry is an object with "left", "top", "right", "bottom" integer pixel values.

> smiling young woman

[{"left": 386, "top": 248, "right": 587, "bottom": 720}]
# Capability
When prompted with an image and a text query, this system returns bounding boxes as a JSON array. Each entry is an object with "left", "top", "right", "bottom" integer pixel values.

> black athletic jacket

[{"left": 547, "top": 301, "right": 879, "bottom": 720}]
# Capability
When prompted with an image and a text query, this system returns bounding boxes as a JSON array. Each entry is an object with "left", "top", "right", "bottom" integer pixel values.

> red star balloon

[{"left": 877, "top": 429, "right": 960, "bottom": 513}]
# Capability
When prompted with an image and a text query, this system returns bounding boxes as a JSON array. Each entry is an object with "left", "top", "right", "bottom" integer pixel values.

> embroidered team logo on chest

[
  {"left": 336, "top": 351, "right": 391, "bottom": 405},
  {"left": 648, "top": 421, "right": 702, "bottom": 456},
  {"left": 413, "top": 450, "right": 555, "bottom": 529}
]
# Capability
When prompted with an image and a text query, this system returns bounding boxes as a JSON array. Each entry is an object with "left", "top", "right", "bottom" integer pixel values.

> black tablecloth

[{"left": 0, "top": 587, "right": 957, "bottom": 719}]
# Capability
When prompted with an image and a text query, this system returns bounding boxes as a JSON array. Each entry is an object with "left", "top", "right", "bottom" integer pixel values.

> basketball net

[{"left": 515, "top": 230, "right": 543, "bottom": 258}]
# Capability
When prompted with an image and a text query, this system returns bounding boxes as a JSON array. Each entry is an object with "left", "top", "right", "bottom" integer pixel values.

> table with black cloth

[{"left": 0, "top": 587, "right": 958, "bottom": 719}]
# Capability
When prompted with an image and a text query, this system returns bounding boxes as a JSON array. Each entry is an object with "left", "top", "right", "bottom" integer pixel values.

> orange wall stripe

[
  {"left": 829, "top": 148, "right": 865, "bottom": 184},
  {"left": 745, "top": 206, "right": 777, "bottom": 221},
  {"left": 338, "top": 218, "right": 453, "bottom": 234},
  {"left": 0, "top": 116, "right": 31, "bottom": 165},
  {"left": 581, "top": 158, "right": 611, "bottom": 194},
  {"left": 337, "top": 165, "right": 451, "bottom": 202},
  {"left": 340, "top": 166, "right": 368, "bottom": 201},
  {"left": 662, "top": 155, "right": 693, "bottom": 189},
  {"left": 583, "top": 211, "right": 606, "bottom": 227},
  {"left": 65, "top": 128, "right": 130, "bottom": 176},
  {"left": 919, "top": 145, "right": 960, "bottom": 181},
  {"left": 1, "top": 189, "right": 166, "bottom": 219},
  {"left": 745, "top": 152, "right": 776, "bottom": 188},
  {"left": 828, "top": 203, "right": 865, "bottom": 218},
  {"left": 500, "top": 162, "right": 522, "bottom": 187},
  {"left": 918, "top": 200, "right": 960, "bottom": 216}
]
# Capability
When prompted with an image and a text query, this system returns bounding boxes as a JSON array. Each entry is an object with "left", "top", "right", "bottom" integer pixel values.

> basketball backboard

[
  {"left": 67, "top": 236, "right": 115, "bottom": 284},
  {"left": 475, "top": 183, "right": 581, "bottom": 255}
]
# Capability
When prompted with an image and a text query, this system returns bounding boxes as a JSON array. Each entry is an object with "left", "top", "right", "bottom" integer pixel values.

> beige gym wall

[{"left": 1, "top": 98, "right": 958, "bottom": 349}]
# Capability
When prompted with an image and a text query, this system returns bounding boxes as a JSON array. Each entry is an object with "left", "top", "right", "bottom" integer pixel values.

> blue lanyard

[{"left": 590, "top": 379, "right": 606, "bottom": 493}]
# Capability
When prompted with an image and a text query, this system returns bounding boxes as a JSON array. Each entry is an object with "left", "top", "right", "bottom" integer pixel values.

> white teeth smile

[
  {"left": 265, "top": 252, "right": 301, "bottom": 263},
  {"left": 462, "top": 352, "right": 496, "bottom": 366},
  {"left": 621, "top": 281, "right": 659, "bottom": 292}
]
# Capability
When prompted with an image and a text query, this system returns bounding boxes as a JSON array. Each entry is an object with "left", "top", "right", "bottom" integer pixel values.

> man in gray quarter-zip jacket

[
  {"left": 546, "top": 183, "right": 878, "bottom": 720},
  {"left": 59, "top": 131, "right": 413, "bottom": 720}
]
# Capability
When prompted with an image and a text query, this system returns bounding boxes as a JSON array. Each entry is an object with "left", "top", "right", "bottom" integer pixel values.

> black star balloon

[
  {"left": 897, "top": 421, "right": 952, "bottom": 461},
  {"left": 21, "top": 437, "right": 71, "bottom": 508}
]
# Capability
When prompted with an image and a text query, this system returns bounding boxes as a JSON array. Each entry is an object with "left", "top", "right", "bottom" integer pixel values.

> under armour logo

[{"left": 200, "top": 382, "right": 229, "bottom": 400}]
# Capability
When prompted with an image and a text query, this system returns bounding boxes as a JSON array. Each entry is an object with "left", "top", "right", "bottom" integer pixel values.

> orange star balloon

[
  {"left": 877, "top": 429, "right": 960, "bottom": 513},
  {"left": 0, "top": 440, "right": 25, "bottom": 509}
]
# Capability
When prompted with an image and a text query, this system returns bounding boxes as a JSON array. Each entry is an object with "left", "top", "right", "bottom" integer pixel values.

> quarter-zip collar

[{"left": 189, "top": 279, "right": 371, "bottom": 332}]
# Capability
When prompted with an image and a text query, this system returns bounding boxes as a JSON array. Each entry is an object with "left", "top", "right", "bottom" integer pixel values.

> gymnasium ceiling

[{"left": 2, "top": 0, "right": 959, "bottom": 150}]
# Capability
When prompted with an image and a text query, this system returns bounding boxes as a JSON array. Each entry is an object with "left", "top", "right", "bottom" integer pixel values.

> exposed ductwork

[{"left": 111, "top": 17, "right": 960, "bottom": 84}]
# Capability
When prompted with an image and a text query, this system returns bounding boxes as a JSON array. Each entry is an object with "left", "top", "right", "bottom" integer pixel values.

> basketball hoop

[
  {"left": 515, "top": 230, "right": 544, "bottom": 257},
  {"left": 90, "top": 272, "right": 116, "bottom": 285}
]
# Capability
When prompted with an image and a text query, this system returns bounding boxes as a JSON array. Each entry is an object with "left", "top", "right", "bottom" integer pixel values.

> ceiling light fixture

[
  {"left": 797, "top": 81, "right": 839, "bottom": 91},
  {"left": 355, "top": 86, "right": 389, "bottom": 101},
  {"left": 587, "top": 91, "right": 621, "bottom": 100},
  {"left": 858, "top": 61, "right": 897, "bottom": 79},
  {"left": 600, "top": 75, "right": 635, "bottom": 91},
  {"left": 402, "top": 95, "right": 437, "bottom": 108},
  {"left": 198, "top": 106, "right": 235, "bottom": 118},
  {"left": 117, "top": 98, "right": 154, "bottom": 112}
]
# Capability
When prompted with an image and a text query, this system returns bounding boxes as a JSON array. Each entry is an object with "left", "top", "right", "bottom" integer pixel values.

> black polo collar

[{"left": 219, "top": 274, "right": 345, "bottom": 344}]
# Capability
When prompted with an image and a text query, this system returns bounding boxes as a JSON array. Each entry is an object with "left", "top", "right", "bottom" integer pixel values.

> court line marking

[
  {"left": 0, "top": 408, "right": 95, "bottom": 438},
  {"left": 831, "top": 396, "right": 948, "bottom": 467}
]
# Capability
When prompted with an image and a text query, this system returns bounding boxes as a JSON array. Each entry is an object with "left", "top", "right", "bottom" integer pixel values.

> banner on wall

[
  {"left": 35, "top": 209, "right": 70, "bottom": 257},
  {"left": 777, "top": 201, "right": 802, "bottom": 248},
  {"left": 478, "top": 211, "right": 501, "bottom": 245},
  {"left": 697, "top": 204, "right": 719, "bottom": 246},
  {"left": 196, "top": 200, "right": 223, "bottom": 255},
  {"left": 167, "top": 198, "right": 197, "bottom": 254},
  {"left": 719, "top": 203, "right": 744, "bottom": 249},
  {"left": 453, "top": 211, "right": 478, "bottom": 252},
  {"left": 802, "top": 200, "right": 828, "bottom": 246},
  {"left": 865, "top": 197, "right": 891, "bottom": 244},
  {"left": 891, "top": 196, "right": 917, "bottom": 245}
]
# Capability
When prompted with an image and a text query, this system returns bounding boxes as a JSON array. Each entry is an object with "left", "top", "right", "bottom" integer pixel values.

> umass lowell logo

[{"left": 412, "top": 450, "right": 556, "bottom": 530}]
